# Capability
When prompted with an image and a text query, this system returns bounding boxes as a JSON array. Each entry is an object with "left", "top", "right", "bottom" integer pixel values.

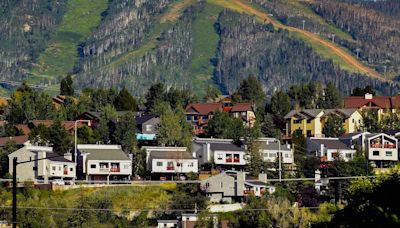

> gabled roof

[
  {"left": 30, "top": 120, "right": 84, "bottom": 131},
  {"left": 78, "top": 145, "right": 130, "bottom": 161},
  {"left": 365, "top": 133, "right": 397, "bottom": 141},
  {"left": 210, "top": 142, "right": 244, "bottom": 152},
  {"left": 258, "top": 141, "right": 291, "bottom": 151},
  {"left": 309, "top": 138, "right": 353, "bottom": 150},
  {"left": 324, "top": 108, "right": 358, "bottom": 118},
  {"left": 185, "top": 103, "right": 222, "bottom": 115},
  {"left": 42, "top": 152, "right": 74, "bottom": 163},
  {"left": 14, "top": 124, "right": 30, "bottom": 135},
  {"left": 135, "top": 114, "right": 159, "bottom": 125},
  {"left": 344, "top": 96, "right": 393, "bottom": 109},
  {"left": 150, "top": 151, "right": 194, "bottom": 159},
  {"left": 339, "top": 132, "right": 369, "bottom": 140},
  {"left": 230, "top": 103, "right": 253, "bottom": 112},
  {"left": 284, "top": 109, "right": 323, "bottom": 119},
  {"left": 245, "top": 180, "right": 267, "bottom": 187}
]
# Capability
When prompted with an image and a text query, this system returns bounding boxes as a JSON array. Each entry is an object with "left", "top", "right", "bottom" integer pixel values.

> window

[
  {"left": 373, "top": 151, "right": 379, "bottom": 156},
  {"left": 345, "top": 153, "right": 352, "bottom": 159},
  {"left": 269, "top": 153, "right": 275, "bottom": 158},
  {"left": 285, "top": 154, "right": 289, "bottom": 158},
  {"left": 33, "top": 167, "right": 37, "bottom": 171},
  {"left": 70, "top": 168, "right": 73, "bottom": 171},
  {"left": 177, "top": 163, "right": 181, "bottom": 167},
  {"left": 59, "top": 167, "right": 61, "bottom": 171},
  {"left": 145, "top": 125, "right": 153, "bottom": 132},
  {"left": 90, "top": 164, "right": 96, "bottom": 169},
  {"left": 188, "top": 162, "right": 194, "bottom": 167},
  {"left": 241, "top": 112, "right": 246, "bottom": 116},
  {"left": 294, "top": 119, "right": 302, "bottom": 124},
  {"left": 220, "top": 182, "right": 223, "bottom": 188},
  {"left": 157, "top": 162, "right": 163, "bottom": 166},
  {"left": 306, "top": 119, "right": 312, "bottom": 124},
  {"left": 193, "top": 115, "right": 198, "bottom": 121},
  {"left": 307, "top": 130, "right": 312, "bottom": 137},
  {"left": 386, "top": 151, "right": 393, "bottom": 156},
  {"left": 217, "top": 154, "right": 223, "bottom": 160},
  {"left": 352, "top": 119, "right": 355, "bottom": 123},
  {"left": 52, "top": 166, "right": 56, "bottom": 171},
  {"left": 186, "top": 115, "right": 192, "bottom": 121}
]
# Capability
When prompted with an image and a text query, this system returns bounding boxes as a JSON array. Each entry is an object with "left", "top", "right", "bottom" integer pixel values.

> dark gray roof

[
  {"left": 284, "top": 109, "right": 323, "bottom": 119},
  {"left": 323, "top": 109, "right": 357, "bottom": 118},
  {"left": 310, "top": 138, "right": 352, "bottom": 150},
  {"left": 79, "top": 148, "right": 130, "bottom": 161},
  {"left": 85, "top": 111, "right": 133, "bottom": 119},
  {"left": 150, "top": 151, "right": 194, "bottom": 159},
  {"left": 135, "top": 114, "right": 158, "bottom": 125},
  {"left": 339, "top": 132, "right": 364, "bottom": 139},
  {"left": 365, "top": 133, "right": 381, "bottom": 139},
  {"left": 258, "top": 141, "right": 290, "bottom": 151},
  {"left": 384, "top": 130, "right": 400, "bottom": 136},
  {"left": 210, "top": 143, "right": 244, "bottom": 152},
  {"left": 32, "top": 152, "right": 74, "bottom": 163}
]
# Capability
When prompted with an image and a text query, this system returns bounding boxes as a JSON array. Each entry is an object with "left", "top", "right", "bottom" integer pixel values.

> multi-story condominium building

[
  {"left": 364, "top": 133, "right": 398, "bottom": 168},
  {"left": 8, "top": 146, "right": 76, "bottom": 183},
  {"left": 144, "top": 146, "right": 198, "bottom": 180},
  {"left": 307, "top": 137, "right": 357, "bottom": 162},
  {"left": 258, "top": 138, "right": 294, "bottom": 164},
  {"left": 284, "top": 108, "right": 362, "bottom": 138},
  {"left": 77, "top": 144, "right": 132, "bottom": 182},
  {"left": 192, "top": 138, "right": 246, "bottom": 169},
  {"left": 344, "top": 93, "right": 400, "bottom": 121}
]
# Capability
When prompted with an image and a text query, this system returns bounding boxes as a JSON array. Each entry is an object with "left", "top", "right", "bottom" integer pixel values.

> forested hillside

[{"left": 0, "top": 0, "right": 398, "bottom": 96}]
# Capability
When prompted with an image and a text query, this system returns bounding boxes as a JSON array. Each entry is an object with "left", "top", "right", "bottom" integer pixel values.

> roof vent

[{"left": 365, "top": 93, "right": 373, "bottom": 100}]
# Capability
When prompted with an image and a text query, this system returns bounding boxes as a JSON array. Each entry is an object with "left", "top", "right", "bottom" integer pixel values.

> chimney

[
  {"left": 365, "top": 93, "right": 373, "bottom": 100},
  {"left": 258, "top": 173, "right": 267, "bottom": 183}
]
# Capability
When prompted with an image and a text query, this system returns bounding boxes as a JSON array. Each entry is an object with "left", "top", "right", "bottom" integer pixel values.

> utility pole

[
  {"left": 12, "top": 158, "right": 17, "bottom": 228},
  {"left": 331, "top": 34, "right": 335, "bottom": 43},
  {"left": 302, "top": 20, "right": 306, "bottom": 30},
  {"left": 356, "top": 48, "right": 360, "bottom": 59}
]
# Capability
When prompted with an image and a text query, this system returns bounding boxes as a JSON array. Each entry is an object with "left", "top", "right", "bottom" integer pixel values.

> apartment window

[
  {"left": 285, "top": 154, "right": 289, "bottom": 158},
  {"left": 352, "top": 119, "right": 355, "bottom": 123},
  {"left": 90, "top": 164, "right": 96, "bottom": 169},
  {"left": 306, "top": 119, "right": 312, "bottom": 124},
  {"left": 220, "top": 182, "right": 223, "bottom": 188},
  {"left": 32, "top": 167, "right": 37, "bottom": 171},
  {"left": 157, "top": 162, "right": 163, "bottom": 166},
  {"left": 188, "top": 162, "right": 194, "bottom": 167},
  {"left": 177, "top": 163, "right": 181, "bottom": 167},
  {"left": 52, "top": 166, "right": 56, "bottom": 171},
  {"left": 345, "top": 153, "right": 352, "bottom": 159},
  {"left": 269, "top": 153, "right": 275, "bottom": 158},
  {"left": 145, "top": 125, "right": 153, "bottom": 132},
  {"left": 59, "top": 167, "right": 61, "bottom": 171},
  {"left": 294, "top": 119, "right": 301, "bottom": 124},
  {"left": 217, "top": 154, "right": 223, "bottom": 160},
  {"left": 241, "top": 112, "right": 246, "bottom": 116},
  {"left": 193, "top": 115, "right": 198, "bottom": 121},
  {"left": 307, "top": 130, "right": 312, "bottom": 137},
  {"left": 70, "top": 168, "right": 73, "bottom": 172},
  {"left": 373, "top": 151, "right": 380, "bottom": 156},
  {"left": 386, "top": 151, "right": 393, "bottom": 156},
  {"left": 186, "top": 115, "right": 192, "bottom": 121}
]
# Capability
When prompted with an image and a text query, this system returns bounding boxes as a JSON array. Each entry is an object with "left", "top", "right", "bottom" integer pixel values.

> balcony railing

[
  {"left": 233, "top": 158, "right": 240, "bottom": 163},
  {"left": 370, "top": 144, "right": 382, "bottom": 148},
  {"left": 63, "top": 171, "right": 68, "bottom": 175},
  {"left": 384, "top": 144, "right": 396, "bottom": 149},
  {"left": 244, "top": 190, "right": 254, "bottom": 195},
  {"left": 226, "top": 158, "right": 232, "bottom": 162},
  {"left": 166, "top": 166, "right": 175, "bottom": 170},
  {"left": 110, "top": 167, "right": 120, "bottom": 172}
]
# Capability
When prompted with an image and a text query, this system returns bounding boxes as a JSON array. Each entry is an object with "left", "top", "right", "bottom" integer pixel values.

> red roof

[
  {"left": 15, "top": 124, "right": 31, "bottom": 135},
  {"left": 185, "top": 103, "right": 222, "bottom": 115},
  {"left": 344, "top": 96, "right": 392, "bottom": 109},
  {"left": 0, "top": 135, "right": 29, "bottom": 146},
  {"left": 31, "top": 120, "right": 84, "bottom": 131},
  {"left": 231, "top": 103, "right": 253, "bottom": 112}
]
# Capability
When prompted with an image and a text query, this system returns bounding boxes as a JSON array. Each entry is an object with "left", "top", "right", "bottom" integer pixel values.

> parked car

[{"left": 52, "top": 179, "right": 65, "bottom": 186}]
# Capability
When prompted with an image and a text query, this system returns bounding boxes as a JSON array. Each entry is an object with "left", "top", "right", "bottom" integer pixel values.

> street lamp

[
  {"left": 74, "top": 120, "right": 91, "bottom": 165},
  {"left": 274, "top": 139, "right": 282, "bottom": 182}
]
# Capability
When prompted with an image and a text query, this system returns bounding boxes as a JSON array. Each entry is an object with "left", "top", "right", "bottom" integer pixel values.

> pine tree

[
  {"left": 114, "top": 87, "right": 138, "bottom": 111},
  {"left": 60, "top": 74, "right": 74, "bottom": 96},
  {"left": 323, "top": 114, "right": 346, "bottom": 137}
]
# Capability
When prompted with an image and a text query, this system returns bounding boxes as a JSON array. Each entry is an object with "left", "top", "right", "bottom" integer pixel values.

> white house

[
  {"left": 77, "top": 144, "right": 132, "bottom": 182},
  {"left": 8, "top": 146, "right": 76, "bottom": 183},
  {"left": 365, "top": 133, "right": 398, "bottom": 168},
  {"left": 144, "top": 147, "right": 198, "bottom": 179},
  {"left": 307, "top": 137, "right": 357, "bottom": 162},
  {"left": 258, "top": 138, "right": 294, "bottom": 164},
  {"left": 192, "top": 138, "right": 246, "bottom": 168}
]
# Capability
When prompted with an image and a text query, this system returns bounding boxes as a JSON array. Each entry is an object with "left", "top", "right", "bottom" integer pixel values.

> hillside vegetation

[{"left": 0, "top": 0, "right": 398, "bottom": 96}]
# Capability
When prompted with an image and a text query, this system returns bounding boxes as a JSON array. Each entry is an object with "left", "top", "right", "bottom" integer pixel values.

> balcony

[
  {"left": 166, "top": 166, "right": 175, "bottom": 171},
  {"left": 384, "top": 144, "right": 396, "bottom": 149},
  {"left": 63, "top": 170, "right": 68, "bottom": 175},
  {"left": 226, "top": 158, "right": 232, "bottom": 162},
  {"left": 110, "top": 167, "right": 120, "bottom": 172},
  {"left": 233, "top": 158, "right": 240, "bottom": 163},
  {"left": 244, "top": 190, "right": 254, "bottom": 195},
  {"left": 370, "top": 143, "right": 382, "bottom": 148}
]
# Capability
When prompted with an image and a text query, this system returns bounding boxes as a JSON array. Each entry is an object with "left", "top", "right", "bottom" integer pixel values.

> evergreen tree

[
  {"left": 0, "top": 140, "right": 17, "bottom": 177},
  {"left": 260, "top": 113, "right": 280, "bottom": 138},
  {"left": 245, "top": 123, "right": 263, "bottom": 176},
  {"left": 271, "top": 90, "right": 291, "bottom": 130},
  {"left": 235, "top": 76, "right": 266, "bottom": 110},
  {"left": 320, "top": 82, "right": 341, "bottom": 109},
  {"left": 49, "top": 120, "right": 72, "bottom": 155},
  {"left": 145, "top": 83, "right": 166, "bottom": 111},
  {"left": 205, "top": 85, "right": 222, "bottom": 102},
  {"left": 28, "top": 124, "right": 50, "bottom": 146},
  {"left": 113, "top": 87, "right": 138, "bottom": 111},
  {"left": 113, "top": 112, "right": 137, "bottom": 153},
  {"left": 323, "top": 114, "right": 346, "bottom": 137},
  {"left": 60, "top": 74, "right": 74, "bottom": 96},
  {"left": 157, "top": 107, "right": 192, "bottom": 148},
  {"left": 206, "top": 111, "right": 245, "bottom": 144}
]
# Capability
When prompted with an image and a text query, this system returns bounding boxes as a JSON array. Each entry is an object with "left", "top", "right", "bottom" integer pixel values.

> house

[
  {"left": 339, "top": 132, "right": 371, "bottom": 151},
  {"left": 364, "top": 133, "right": 398, "bottom": 168},
  {"left": 201, "top": 171, "right": 273, "bottom": 203},
  {"left": 14, "top": 124, "right": 31, "bottom": 135},
  {"left": 307, "top": 137, "right": 357, "bottom": 162},
  {"left": 192, "top": 138, "right": 246, "bottom": 169},
  {"left": 344, "top": 93, "right": 400, "bottom": 121},
  {"left": 52, "top": 95, "right": 77, "bottom": 109},
  {"left": 76, "top": 144, "right": 132, "bottom": 182},
  {"left": 144, "top": 147, "right": 198, "bottom": 179},
  {"left": 185, "top": 102, "right": 256, "bottom": 135},
  {"left": 135, "top": 114, "right": 159, "bottom": 141},
  {"left": 284, "top": 108, "right": 362, "bottom": 138},
  {"left": 258, "top": 138, "right": 294, "bottom": 164},
  {"left": 29, "top": 120, "right": 87, "bottom": 134},
  {"left": 156, "top": 220, "right": 179, "bottom": 228},
  {"left": 8, "top": 146, "right": 76, "bottom": 183}
]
